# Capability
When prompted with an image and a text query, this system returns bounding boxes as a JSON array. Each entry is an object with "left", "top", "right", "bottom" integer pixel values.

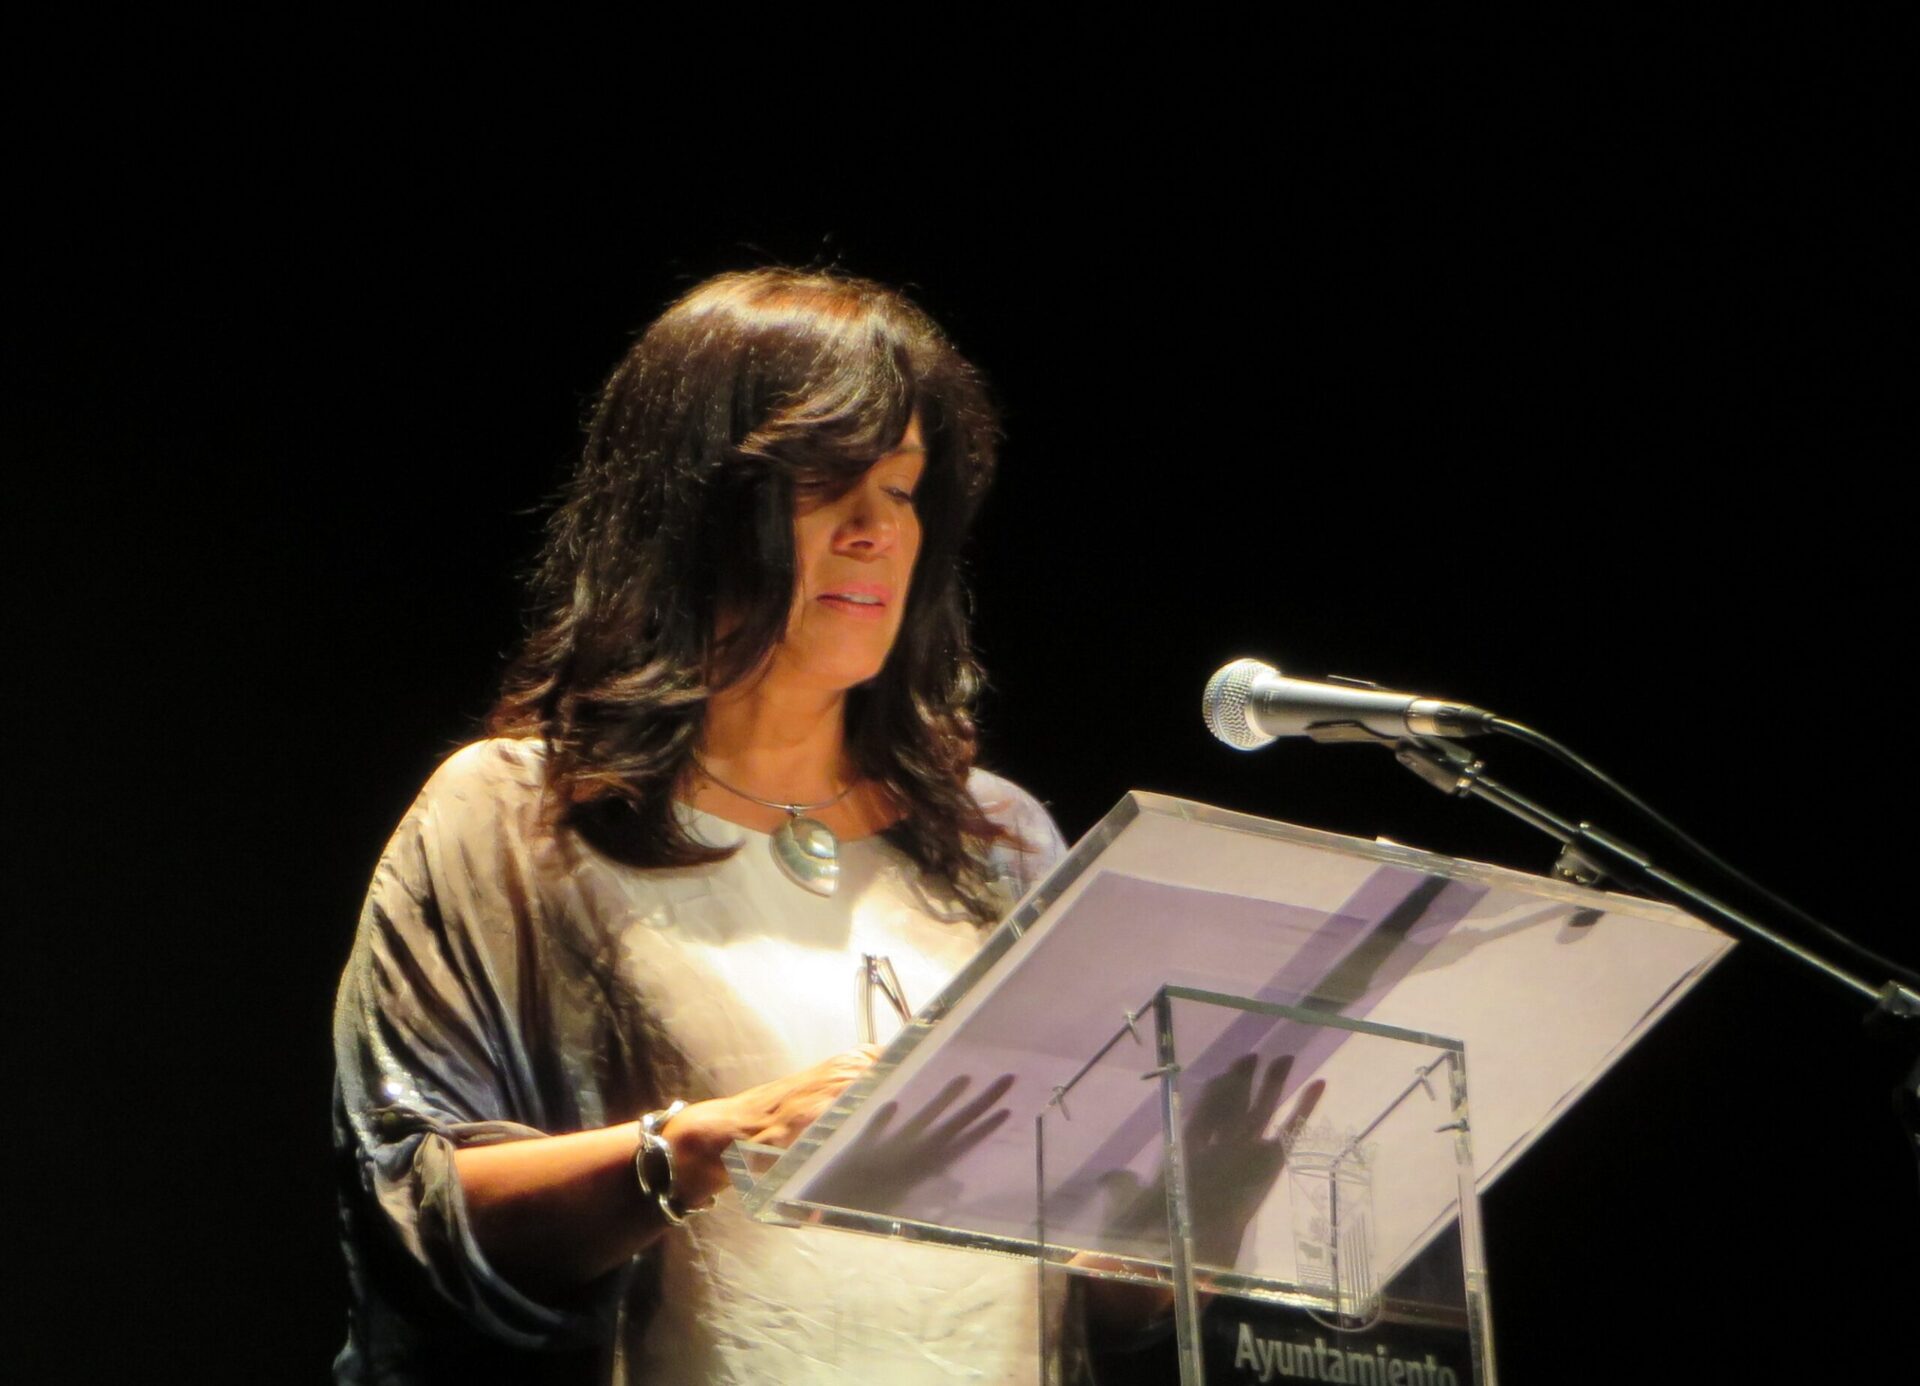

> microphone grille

[{"left": 1203, "top": 658, "right": 1278, "bottom": 750}]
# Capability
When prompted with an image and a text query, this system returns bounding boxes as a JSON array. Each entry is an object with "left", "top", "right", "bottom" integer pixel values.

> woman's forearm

[
  {"left": 452, "top": 1122, "right": 666, "bottom": 1297},
  {"left": 450, "top": 1048, "right": 875, "bottom": 1297}
]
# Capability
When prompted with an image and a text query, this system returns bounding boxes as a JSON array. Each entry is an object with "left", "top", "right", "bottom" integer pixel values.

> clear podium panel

[
  {"left": 1036, "top": 988, "right": 1493, "bottom": 1386},
  {"left": 731, "top": 791, "right": 1727, "bottom": 1268}
]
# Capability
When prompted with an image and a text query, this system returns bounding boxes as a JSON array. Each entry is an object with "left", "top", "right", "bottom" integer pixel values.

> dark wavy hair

[{"left": 488, "top": 268, "right": 1015, "bottom": 919}]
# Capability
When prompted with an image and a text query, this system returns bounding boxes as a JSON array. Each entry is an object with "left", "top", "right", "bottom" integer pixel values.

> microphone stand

[{"left": 1376, "top": 732, "right": 1920, "bottom": 1190}]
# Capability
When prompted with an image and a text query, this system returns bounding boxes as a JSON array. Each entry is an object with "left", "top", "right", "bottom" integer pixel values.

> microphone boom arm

[{"left": 1390, "top": 736, "right": 1901, "bottom": 1008}]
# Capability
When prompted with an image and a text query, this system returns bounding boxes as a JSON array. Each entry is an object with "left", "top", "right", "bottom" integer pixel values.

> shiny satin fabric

[{"left": 333, "top": 739, "right": 1065, "bottom": 1384}]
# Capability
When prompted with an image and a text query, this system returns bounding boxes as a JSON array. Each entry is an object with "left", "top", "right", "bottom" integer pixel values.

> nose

[{"left": 830, "top": 485, "right": 898, "bottom": 556}]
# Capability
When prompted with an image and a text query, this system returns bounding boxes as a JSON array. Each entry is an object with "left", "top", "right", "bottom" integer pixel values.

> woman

[{"left": 332, "top": 269, "right": 1066, "bottom": 1383}]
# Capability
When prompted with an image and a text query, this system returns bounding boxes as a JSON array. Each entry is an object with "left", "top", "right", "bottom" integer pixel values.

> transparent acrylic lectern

[
  {"left": 1035, "top": 986, "right": 1491, "bottom": 1383},
  {"left": 726, "top": 792, "right": 1732, "bottom": 1383}
]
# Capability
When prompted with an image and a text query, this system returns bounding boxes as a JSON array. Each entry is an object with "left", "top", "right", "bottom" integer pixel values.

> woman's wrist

[{"left": 658, "top": 1099, "right": 737, "bottom": 1207}]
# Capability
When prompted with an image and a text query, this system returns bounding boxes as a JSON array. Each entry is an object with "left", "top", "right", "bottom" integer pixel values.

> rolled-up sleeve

[{"left": 333, "top": 744, "right": 620, "bottom": 1356}]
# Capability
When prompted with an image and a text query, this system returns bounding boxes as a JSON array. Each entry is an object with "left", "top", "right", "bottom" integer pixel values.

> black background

[{"left": 12, "top": 28, "right": 1915, "bottom": 1382}]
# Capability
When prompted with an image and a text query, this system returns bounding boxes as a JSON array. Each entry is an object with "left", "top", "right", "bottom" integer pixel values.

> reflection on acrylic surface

[{"left": 807, "top": 1072, "right": 1015, "bottom": 1214}]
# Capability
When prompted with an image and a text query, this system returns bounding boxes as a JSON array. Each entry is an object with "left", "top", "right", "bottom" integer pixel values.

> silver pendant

[{"left": 772, "top": 814, "right": 840, "bottom": 897}]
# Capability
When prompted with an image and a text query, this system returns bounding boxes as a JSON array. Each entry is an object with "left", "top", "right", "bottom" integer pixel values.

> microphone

[{"left": 1204, "top": 658, "right": 1495, "bottom": 749}]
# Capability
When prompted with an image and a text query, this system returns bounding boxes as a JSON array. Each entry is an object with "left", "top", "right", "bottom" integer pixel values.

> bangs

[
  {"left": 661, "top": 269, "right": 994, "bottom": 513},
  {"left": 725, "top": 292, "right": 922, "bottom": 499}
]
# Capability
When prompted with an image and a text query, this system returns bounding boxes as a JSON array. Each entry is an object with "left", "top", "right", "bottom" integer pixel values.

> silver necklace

[{"left": 691, "top": 756, "right": 859, "bottom": 897}]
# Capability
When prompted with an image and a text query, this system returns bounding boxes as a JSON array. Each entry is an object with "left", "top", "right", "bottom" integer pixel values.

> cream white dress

[{"left": 333, "top": 739, "right": 1065, "bottom": 1384}]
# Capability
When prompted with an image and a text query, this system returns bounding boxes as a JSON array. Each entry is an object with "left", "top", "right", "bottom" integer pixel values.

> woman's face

[{"left": 769, "top": 414, "right": 926, "bottom": 695}]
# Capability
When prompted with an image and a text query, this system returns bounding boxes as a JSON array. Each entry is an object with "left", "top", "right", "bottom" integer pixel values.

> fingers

[
  {"left": 744, "top": 1055, "right": 1018, "bottom": 1162},
  {"left": 732, "top": 1046, "right": 885, "bottom": 1148},
  {"left": 1250, "top": 1055, "right": 1296, "bottom": 1134},
  {"left": 895, "top": 1074, "right": 971, "bottom": 1142},
  {"left": 1184, "top": 1053, "right": 1311, "bottom": 1147},
  {"left": 830, "top": 1044, "right": 884, "bottom": 1079},
  {"left": 941, "top": 1105, "right": 1011, "bottom": 1164},
  {"left": 1276, "top": 1078, "right": 1326, "bottom": 1151},
  {"left": 1095, "top": 1167, "right": 1147, "bottom": 1223},
  {"left": 804, "top": 1046, "right": 883, "bottom": 1105},
  {"left": 930, "top": 1072, "right": 1015, "bottom": 1144},
  {"left": 1186, "top": 1054, "right": 1257, "bottom": 1142}
]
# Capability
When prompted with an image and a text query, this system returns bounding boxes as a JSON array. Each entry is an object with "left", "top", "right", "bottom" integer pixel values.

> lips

[{"left": 818, "top": 582, "right": 891, "bottom": 620}]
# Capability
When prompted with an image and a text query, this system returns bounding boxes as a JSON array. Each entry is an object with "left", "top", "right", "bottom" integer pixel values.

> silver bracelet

[{"left": 634, "top": 1100, "right": 706, "bottom": 1225}]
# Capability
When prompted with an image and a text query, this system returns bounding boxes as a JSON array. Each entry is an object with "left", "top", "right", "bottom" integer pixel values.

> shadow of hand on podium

[
  {"left": 1097, "top": 1055, "right": 1326, "bottom": 1270},
  {"left": 806, "top": 1071, "right": 1016, "bottom": 1216}
]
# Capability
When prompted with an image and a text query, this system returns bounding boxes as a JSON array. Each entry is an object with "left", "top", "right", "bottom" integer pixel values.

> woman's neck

[
  {"left": 686, "top": 674, "right": 896, "bottom": 839},
  {"left": 697, "top": 676, "right": 851, "bottom": 801}
]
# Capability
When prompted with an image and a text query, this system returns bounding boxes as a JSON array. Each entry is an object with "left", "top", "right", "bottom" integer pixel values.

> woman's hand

[
  {"left": 452, "top": 1044, "right": 882, "bottom": 1295},
  {"left": 661, "top": 1044, "right": 884, "bottom": 1206}
]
